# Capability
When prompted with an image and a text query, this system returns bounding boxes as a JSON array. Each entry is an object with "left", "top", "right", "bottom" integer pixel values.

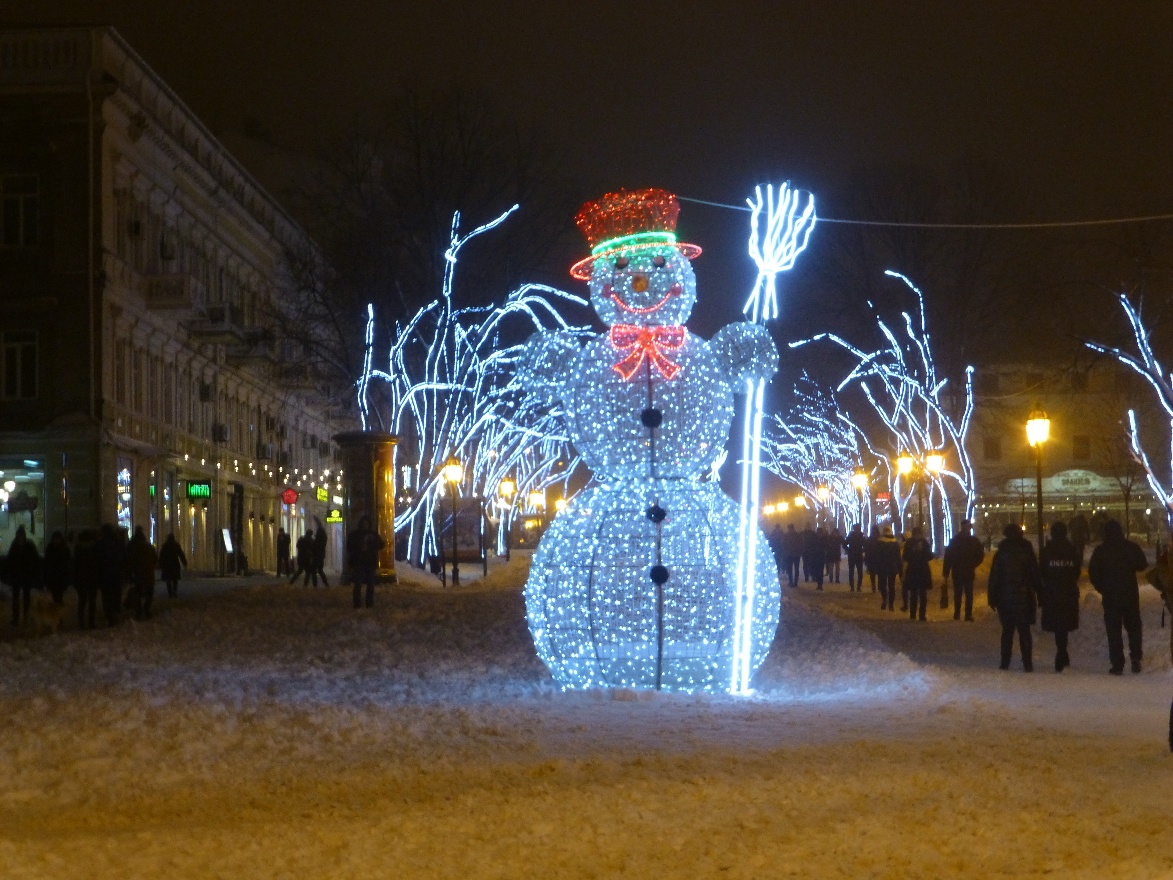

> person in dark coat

[
  {"left": 96, "top": 524, "right": 125, "bottom": 626},
  {"left": 127, "top": 526, "right": 158, "bottom": 620},
  {"left": 158, "top": 533, "right": 187, "bottom": 598},
  {"left": 799, "top": 525, "right": 816, "bottom": 583},
  {"left": 768, "top": 523, "right": 784, "bottom": 575},
  {"left": 781, "top": 525, "right": 802, "bottom": 587},
  {"left": 5, "top": 525, "right": 41, "bottom": 626},
  {"left": 43, "top": 531, "right": 72, "bottom": 605},
  {"left": 987, "top": 523, "right": 1040, "bottom": 671},
  {"left": 347, "top": 516, "right": 386, "bottom": 608},
  {"left": 902, "top": 526, "right": 934, "bottom": 621},
  {"left": 1039, "top": 520, "right": 1081, "bottom": 672},
  {"left": 843, "top": 525, "right": 866, "bottom": 592},
  {"left": 289, "top": 531, "right": 314, "bottom": 586},
  {"left": 864, "top": 530, "right": 881, "bottom": 593},
  {"left": 311, "top": 521, "right": 331, "bottom": 587},
  {"left": 72, "top": 529, "right": 99, "bottom": 629},
  {"left": 1087, "top": 518, "right": 1148, "bottom": 675},
  {"left": 806, "top": 526, "right": 827, "bottom": 589},
  {"left": 1068, "top": 512, "right": 1091, "bottom": 564},
  {"left": 873, "top": 526, "right": 903, "bottom": 611},
  {"left": 825, "top": 527, "right": 844, "bottom": 584},
  {"left": 943, "top": 520, "right": 985, "bottom": 621},
  {"left": 275, "top": 528, "right": 291, "bottom": 576}
]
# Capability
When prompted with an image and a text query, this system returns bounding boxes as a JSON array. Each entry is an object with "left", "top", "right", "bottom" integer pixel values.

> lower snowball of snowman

[{"left": 524, "top": 479, "right": 780, "bottom": 693}]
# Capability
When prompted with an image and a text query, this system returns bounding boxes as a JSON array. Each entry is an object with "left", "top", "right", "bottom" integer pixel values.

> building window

[
  {"left": 1, "top": 174, "right": 38, "bottom": 247},
  {"left": 1, "top": 330, "right": 37, "bottom": 399},
  {"left": 976, "top": 372, "right": 1001, "bottom": 395},
  {"left": 1072, "top": 434, "right": 1091, "bottom": 461},
  {"left": 983, "top": 436, "right": 1002, "bottom": 461}
]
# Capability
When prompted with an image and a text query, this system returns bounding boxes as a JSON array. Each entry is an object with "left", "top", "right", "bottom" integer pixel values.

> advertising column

[{"left": 333, "top": 431, "right": 397, "bottom": 584}]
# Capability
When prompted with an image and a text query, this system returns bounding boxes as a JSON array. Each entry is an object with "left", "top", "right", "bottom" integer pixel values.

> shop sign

[
  {"left": 187, "top": 481, "right": 212, "bottom": 499},
  {"left": 315, "top": 487, "right": 328, "bottom": 502},
  {"left": 281, "top": 488, "right": 299, "bottom": 505},
  {"left": 325, "top": 508, "right": 343, "bottom": 524}
]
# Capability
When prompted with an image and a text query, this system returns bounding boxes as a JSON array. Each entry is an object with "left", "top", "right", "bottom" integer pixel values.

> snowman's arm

[
  {"left": 710, "top": 322, "right": 779, "bottom": 384},
  {"left": 519, "top": 330, "right": 582, "bottom": 407}
]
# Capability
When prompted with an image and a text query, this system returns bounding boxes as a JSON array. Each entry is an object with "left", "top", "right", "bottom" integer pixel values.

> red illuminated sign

[{"left": 281, "top": 488, "right": 299, "bottom": 505}]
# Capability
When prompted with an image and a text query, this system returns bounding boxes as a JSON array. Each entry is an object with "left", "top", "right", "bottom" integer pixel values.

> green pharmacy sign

[{"left": 187, "top": 480, "right": 212, "bottom": 499}]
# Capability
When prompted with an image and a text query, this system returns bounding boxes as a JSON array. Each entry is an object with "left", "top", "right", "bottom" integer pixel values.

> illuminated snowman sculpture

[{"left": 523, "top": 188, "right": 780, "bottom": 692}]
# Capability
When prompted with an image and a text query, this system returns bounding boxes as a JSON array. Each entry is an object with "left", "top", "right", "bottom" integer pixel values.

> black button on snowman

[{"left": 523, "top": 188, "right": 781, "bottom": 692}]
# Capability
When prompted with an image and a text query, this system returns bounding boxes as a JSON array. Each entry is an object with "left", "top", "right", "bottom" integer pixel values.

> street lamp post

[
  {"left": 1026, "top": 405, "right": 1050, "bottom": 553},
  {"left": 816, "top": 484, "right": 830, "bottom": 527},
  {"left": 498, "top": 478, "right": 515, "bottom": 561},
  {"left": 442, "top": 457, "right": 463, "bottom": 586},
  {"left": 851, "top": 468, "right": 868, "bottom": 528}
]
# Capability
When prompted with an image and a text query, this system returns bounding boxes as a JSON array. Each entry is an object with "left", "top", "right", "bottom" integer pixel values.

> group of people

[
  {"left": 989, "top": 517, "right": 1150, "bottom": 677},
  {"left": 279, "top": 523, "right": 332, "bottom": 588},
  {"left": 2, "top": 524, "right": 187, "bottom": 628},
  {"left": 769, "top": 520, "right": 986, "bottom": 622}
]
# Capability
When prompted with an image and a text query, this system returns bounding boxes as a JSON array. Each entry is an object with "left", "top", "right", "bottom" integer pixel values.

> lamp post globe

[
  {"left": 443, "top": 457, "right": 462, "bottom": 586},
  {"left": 1026, "top": 405, "right": 1049, "bottom": 552}
]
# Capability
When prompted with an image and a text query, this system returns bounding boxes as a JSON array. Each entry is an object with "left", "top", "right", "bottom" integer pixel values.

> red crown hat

[{"left": 570, "top": 187, "right": 702, "bottom": 280}]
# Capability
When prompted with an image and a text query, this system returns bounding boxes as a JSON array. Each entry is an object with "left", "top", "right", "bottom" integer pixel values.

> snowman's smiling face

[{"left": 589, "top": 245, "right": 697, "bottom": 327}]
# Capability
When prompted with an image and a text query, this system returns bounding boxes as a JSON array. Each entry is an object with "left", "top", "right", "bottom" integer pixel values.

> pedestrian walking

[
  {"left": 987, "top": 523, "right": 1040, "bottom": 672},
  {"left": 781, "top": 524, "right": 802, "bottom": 587},
  {"left": 873, "top": 526, "right": 902, "bottom": 611},
  {"left": 800, "top": 525, "right": 817, "bottom": 583},
  {"left": 96, "top": 524, "right": 125, "bottom": 626},
  {"left": 312, "top": 520, "right": 331, "bottom": 587},
  {"left": 5, "top": 525, "right": 40, "bottom": 626},
  {"left": 1087, "top": 518, "right": 1148, "bottom": 675},
  {"left": 347, "top": 516, "right": 385, "bottom": 608},
  {"left": 807, "top": 526, "right": 827, "bottom": 590},
  {"left": 1039, "top": 520, "right": 1081, "bottom": 672},
  {"left": 127, "top": 526, "right": 158, "bottom": 620},
  {"left": 844, "top": 524, "right": 866, "bottom": 592},
  {"left": 158, "top": 533, "right": 187, "bottom": 598},
  {"left": 942, "top": 520, "right": 984, "bottom": 621},
  {"left": 902, "top": 526, "right": 934, "bottom": 621},
  {"left": 72, "top": 528, "right": 99, "bottom": 629},
  {"left": 289, "top": 531, "right": 314, "bottom": 586},
  {"left": 864, "top": 529, "right": 881, "bottom": 593},
  {"left": 43, "top": 531, "right": 71, "bottom": 605},
  {"left": 1069, "top": 512, "right": 1091, "bottom": 564},
  {"left": 276, "top": 528, "right": 291, "bottom": 576},
  {"left": 825, "top": 527, "right": 843, "bottom": 584}
]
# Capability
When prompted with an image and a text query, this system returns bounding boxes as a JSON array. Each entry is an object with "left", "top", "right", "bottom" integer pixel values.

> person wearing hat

[
  {"left": 873, "top": 525, "right": 903, "bottom": 611},
  {"left": 902, "top": 526, "right": 934, "bottom": 621},
  {"left": 1038, "top": 520, "right": 1082, "bottom": 671},
  {"left": 1087, "top": 518, "right": 1148, "bottom": 675},
  {"left": 987, "top": 523, "right": 1041, "bottom": 671},
  {"left": 942, "top": 519, "right": 985, "bottom": 621}
]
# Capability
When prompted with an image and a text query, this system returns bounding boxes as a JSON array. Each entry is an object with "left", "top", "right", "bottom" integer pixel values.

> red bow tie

[{"left": 609, "top": 324, "right": 686, "bottom": 380}]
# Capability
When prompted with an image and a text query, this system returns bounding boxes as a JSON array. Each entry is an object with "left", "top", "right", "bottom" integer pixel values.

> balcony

[
  {"left": 144, "top": 274, "right": 202, "bottom": 313},
  {"left": 187, "top": 304, "right": 246, "bottom": 344},
  {"left": 226, "top": 328, "right": 278, "bottom": 366}
]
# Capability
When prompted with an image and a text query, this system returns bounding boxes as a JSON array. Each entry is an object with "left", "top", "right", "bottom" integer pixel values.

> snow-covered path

[{"left": 1, "top": 562, "right": 1170, "bottom": 879}]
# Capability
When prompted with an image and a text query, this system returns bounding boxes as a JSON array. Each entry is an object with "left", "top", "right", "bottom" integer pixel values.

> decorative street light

[
  {"left": 498, "top": 478, "right": 515, "bottom": 561},
  {"left": 793, "top": 494, "right": 806, "bottom": 508},
  {"left": 762, "top": 504, "right": 776, "bottom": 516},
  {"left": 896, "top": 452, "right": 914, "bottom": 477},
  {"left": 1026, "top": 404, "right": 1050, "bottom": 552},
  {"left": 924, "top": 452, "right": 944, "bottom": 476},
  {"left": 851, "top": 468, "right": 868, "bottom": 527},
  {"left": 442, "top": 457, "right": 463, "bottom": 586}
]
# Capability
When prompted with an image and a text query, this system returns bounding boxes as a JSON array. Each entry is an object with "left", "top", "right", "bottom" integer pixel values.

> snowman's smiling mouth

[{"left": 605, "top": 282, "right": 683, "bottom": 315}]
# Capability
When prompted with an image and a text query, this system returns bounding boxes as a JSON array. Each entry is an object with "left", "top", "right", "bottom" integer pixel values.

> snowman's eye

[
  {"left": 652, "top": 255, "right": 666, "bottom": 268},
  {"left": 615, "top": 256, "right": 629, "bottom": 269}
]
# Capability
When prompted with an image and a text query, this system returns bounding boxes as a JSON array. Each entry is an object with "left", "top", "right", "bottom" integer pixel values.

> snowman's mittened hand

[
  {"left": 711, "top": 322, "right": 779, "bottom": 384},
  {"left": 520, "top": 330, "right": 581, "bottom": 406}
]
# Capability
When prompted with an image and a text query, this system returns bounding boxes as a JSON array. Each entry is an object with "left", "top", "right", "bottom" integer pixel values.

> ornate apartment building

[{"left": 0, "top": 27, "right": 356, "bottom": 569}]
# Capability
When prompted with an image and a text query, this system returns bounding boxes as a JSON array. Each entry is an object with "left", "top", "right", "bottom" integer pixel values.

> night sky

[{"left": 6, "top": 2, "right": 1173, "bottom": 341}]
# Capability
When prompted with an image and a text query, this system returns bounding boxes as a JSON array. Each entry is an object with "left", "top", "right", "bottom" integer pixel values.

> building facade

[
  {"left": 0, "top": 27, "right": 356, "bottom": 569},
  {"left": 970, "top": 361, "right": 1165, "bottom": 544}
]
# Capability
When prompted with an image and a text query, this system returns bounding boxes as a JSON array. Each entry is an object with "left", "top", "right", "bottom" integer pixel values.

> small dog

[{"left": 28, "top": 596, "right": 65, "bottom": 636}]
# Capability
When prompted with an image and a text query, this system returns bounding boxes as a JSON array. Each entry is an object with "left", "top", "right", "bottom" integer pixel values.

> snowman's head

[
  {"left": 588, "top": 244, "right": 697, "bottom": 327},
  {"left": 571, "top": 188, "right": 701, "bottom": 328}
]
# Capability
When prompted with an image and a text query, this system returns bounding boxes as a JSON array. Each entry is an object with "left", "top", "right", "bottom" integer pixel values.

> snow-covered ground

[{"left": 1, "top": 557, "right": 1170, "bottom": 879}]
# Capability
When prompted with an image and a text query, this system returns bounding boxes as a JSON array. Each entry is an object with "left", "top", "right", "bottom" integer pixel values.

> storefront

[{"left": 0, "top": 455, "right": 46, "bottom": 552}]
